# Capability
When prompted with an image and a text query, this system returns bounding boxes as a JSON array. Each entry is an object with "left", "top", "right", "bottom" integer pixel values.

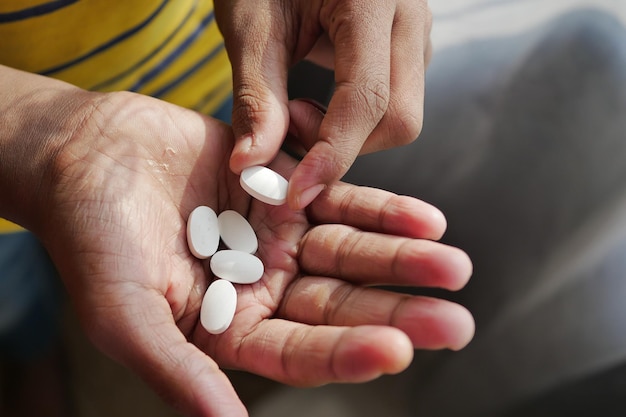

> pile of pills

[{"left": 186, "top": 166, "right": 289, "bottom": 334}]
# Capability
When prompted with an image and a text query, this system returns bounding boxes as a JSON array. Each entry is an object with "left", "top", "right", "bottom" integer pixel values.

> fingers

[
  {"left": 278, "top": 277, "right": 475, "bottom": 351},
  {"left": 287, "top": 1, "right": 432, "bottom": 209},
  {"left": 89, "top": 294, "right": 247, "bottom": 417},
  {"left": 361, "top": 0, "right": 431, "bottom": 154},
  {"left": 286, "top": 99, "right": 327, "bottom": 152},
  {"left": 217, "top": 320, "right": 414, "bottom": 386},
  {"left": 286, "top": 1, "right": 395, "bottom": 209},
  {"left": 308, "top": 181, "right": 447, "bottom": 240},
  {"left": 298, "top": 224, "right": 472, "bottom": 290},
  {"left": 214, "top": 1, "right": 292, "bottom": 175},
  {"left": 212, "top": 284, "right": 473, "bottom": 387}
]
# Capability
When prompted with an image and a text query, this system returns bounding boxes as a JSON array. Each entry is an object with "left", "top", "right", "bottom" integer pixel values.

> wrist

[{"left": 0, "top": 65, "right": 98, "bottom": 233}]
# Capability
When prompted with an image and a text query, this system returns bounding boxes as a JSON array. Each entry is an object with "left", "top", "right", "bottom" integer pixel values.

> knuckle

[
  {"left": 330, "top": 142, "right": 359, "bottom": 177},
  {"left": 388, "top": 102, "right": 424, "bottom": 145},
  {"left": 351, "top": 76, "right": 390, "bottom": 122},
  {"left": 319, "top": 0, "right": 350, "bottom": 31},
  {"left": 232, "top": 84, "right": 273, "bottom": 126},
  {"left": 398, "top": 111, "right": 424, "bottom": 144}
]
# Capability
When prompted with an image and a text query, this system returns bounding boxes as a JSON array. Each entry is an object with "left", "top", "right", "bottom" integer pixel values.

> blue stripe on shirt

[
  {"left": 0, "top": 0, "right": 78, "bottom": 23},
  {"left": 90, "top": 0, "right": 198, "bottom": 91},
  {"left": 147, "top": 42, "right": 225, "bottom": 99},
  {"left": 40, "top": 0, "right": 169, "bottom": 76},
  {"left": 128, "top": 9, "right": 215, "bottom": 92}
]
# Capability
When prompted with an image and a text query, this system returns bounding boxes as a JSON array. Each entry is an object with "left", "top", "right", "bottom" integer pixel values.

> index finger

[{"left": 287, "top": 2, "right": 396, "bottom": 208}]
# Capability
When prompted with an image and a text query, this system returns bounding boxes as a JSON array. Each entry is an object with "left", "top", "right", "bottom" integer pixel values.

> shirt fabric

[{"left": 0, "top": 0, "right": 232, "bottom": 233}]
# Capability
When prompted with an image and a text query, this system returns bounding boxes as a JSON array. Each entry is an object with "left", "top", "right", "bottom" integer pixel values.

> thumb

[{"left": 220, "top": 8, "right": 291, "bottom": 174}]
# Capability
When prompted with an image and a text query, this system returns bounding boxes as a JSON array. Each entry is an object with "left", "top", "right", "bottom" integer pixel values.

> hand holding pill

[
  {"left": 6, "top": 90, "right": 473, "bottom": 417},
  {"left": 215, "top": 0, "right": 432, "bottom": 209}
]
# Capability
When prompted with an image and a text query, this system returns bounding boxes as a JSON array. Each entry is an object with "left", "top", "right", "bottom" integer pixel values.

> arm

[{"left": 0, "top": 65, "right": 91, "bottom": 230}]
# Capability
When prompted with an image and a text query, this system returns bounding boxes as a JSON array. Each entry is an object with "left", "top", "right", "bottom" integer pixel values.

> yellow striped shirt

[{"left": 0, "top": 0, "right": 232, "bottom": 233}]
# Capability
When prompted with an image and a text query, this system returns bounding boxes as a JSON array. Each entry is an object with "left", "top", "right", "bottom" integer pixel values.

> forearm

[{"left": 0, "top": 65, "right": 95, "bottom": 232}]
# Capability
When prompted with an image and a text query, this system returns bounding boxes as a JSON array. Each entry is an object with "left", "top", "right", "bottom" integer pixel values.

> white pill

[
  {"left": 200, "top": 279, "right": 237, "bottom": 334},
  {"left": 240, "top": 166, "right": 288, "bottom": 206},
  {"left": 210, "top": 250, "right": 264, "bottom": 284},
  {"left": 217, "top": 210, "right": 258, "bottom": 254},
  {"left": 186, "top": 206, "right": 219, "bottom": 259}
]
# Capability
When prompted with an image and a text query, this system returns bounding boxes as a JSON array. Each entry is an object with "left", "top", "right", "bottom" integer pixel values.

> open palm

[{"left": 38, "top": 91, "right": 473, "bottom": 417}]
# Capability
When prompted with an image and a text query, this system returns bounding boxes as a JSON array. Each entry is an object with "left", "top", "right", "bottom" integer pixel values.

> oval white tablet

[
  {"left": 200, "top": 279, "right": 237, "bottom": 334},
  {"left": 210, "top": 250, "right": 264, "bottom": 284},
  {"left": 218, "top": 210, "right": 258, "bottom": 254},
  {"left": 240, "top": 166, "right": 288, "bottom": 206},
  {"left": 186, "top": 206, "right": 220, "bottom": 259}
]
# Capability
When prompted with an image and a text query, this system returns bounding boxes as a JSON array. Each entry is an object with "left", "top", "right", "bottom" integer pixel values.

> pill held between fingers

[
  {"left": 240, "top": 165, "right": 288, "bottom": 206},
  {"left": 217, "top": 210, "right": 258, "bottom": 254},
  {"left": 210, "top": 250, "right": 264, "bottom": 284},
  {"left": 200, "top": 279, "right": 237, "bottom": 334},
  {"left": 186, "top": 206, "right": 220, "bottom": 259}
]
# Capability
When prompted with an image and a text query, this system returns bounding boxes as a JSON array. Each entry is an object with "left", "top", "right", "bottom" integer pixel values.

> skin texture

[
  {"left": 0, "top": 66, "right": 472, "bottom": 417},
  {"left": 214, "top": 0, "right": 433, "bottom": 209}
]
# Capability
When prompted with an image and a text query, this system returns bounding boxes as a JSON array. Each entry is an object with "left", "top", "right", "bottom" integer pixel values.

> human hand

[
  {"left": 214, "top": 0, "right": 432, "bottom": 209},
  {"left": 4, "top": 86, "right": 471, "bottom": 416}
]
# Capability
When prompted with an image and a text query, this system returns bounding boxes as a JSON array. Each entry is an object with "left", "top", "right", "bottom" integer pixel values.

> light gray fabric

[
  {"left": 346, "top": 8, "right": 626, "bottom": 417},
  {"left": 252, "top": 6, "right": 626, "bottom": 417}
]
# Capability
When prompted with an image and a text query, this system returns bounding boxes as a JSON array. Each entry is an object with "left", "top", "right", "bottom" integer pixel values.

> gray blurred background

[
  {"left": 260, "top": 1, "right": 626, "bottom": 416},
  {"left": 3, "top": 1, "right": 624, "bottom": 416}
]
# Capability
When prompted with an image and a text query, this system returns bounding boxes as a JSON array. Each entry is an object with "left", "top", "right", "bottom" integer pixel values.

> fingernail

[
  {"left": 230, "top": 134, "right": 254, "bottom": 174},
  {"left": 297, "top": 184, "right": 326, "bottom": 209}
]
